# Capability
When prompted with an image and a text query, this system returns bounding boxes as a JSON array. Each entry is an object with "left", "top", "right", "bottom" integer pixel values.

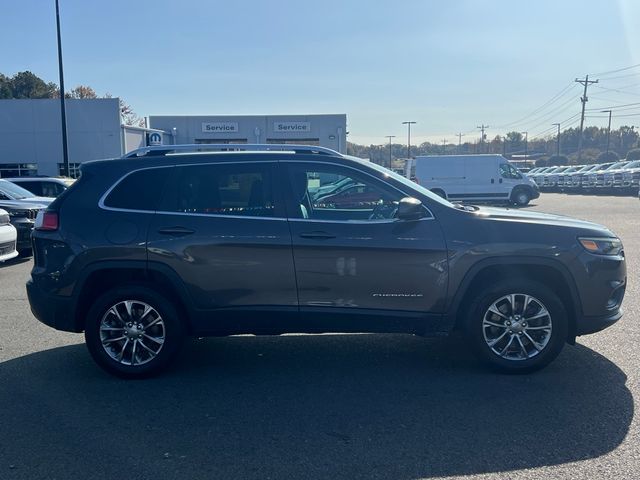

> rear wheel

[
  {"left": 464, "top": 279, "right": 568, "bottom": 373},
  {"left": 84, "top": 285, "right": 185, "bottom": 378}
]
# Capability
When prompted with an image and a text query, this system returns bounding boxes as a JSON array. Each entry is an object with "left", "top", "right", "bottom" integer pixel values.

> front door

[{"left": 282, "top": 161, "right": 448, "bottom": 323}]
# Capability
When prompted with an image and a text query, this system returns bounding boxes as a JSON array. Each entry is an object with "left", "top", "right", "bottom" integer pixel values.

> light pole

[
  {"left": 402, "top": 121, "right": 416, "bottom": 159},
  {"left": 521, "top": 131, "right": 528, "bottom": 162},
  {"left": 55, "top": 0, "right": 70, "bottom": 177},
  {"left": 601, "top": 110, "right": 612, "bottom": 154},
  {"left": 384, "top": 135, "right": 396, "bottom": 169},
  {"left": 552, "top": 123, "right": 561, "bottom": 156}
]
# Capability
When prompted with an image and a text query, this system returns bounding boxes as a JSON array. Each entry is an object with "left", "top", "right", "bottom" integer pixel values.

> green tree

[
  {"left": 9, "top": 71, "right": 57, "bottom": 98},
  {"left": 627, "top": 149, "right": 640, "bottom": 160},
  {"left": 597, "top": 151, "right": 620, "bottom": 163},
  {"left": 547, "top": 155, "right": 569, "bottom": 166},
  {"left": 0, "top": 73, "right": 12, "bottom": 98}
]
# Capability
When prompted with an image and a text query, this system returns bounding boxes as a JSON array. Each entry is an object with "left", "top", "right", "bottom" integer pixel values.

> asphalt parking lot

[{"left": 0, "top": 193, "right": 638, "bottom": 480}]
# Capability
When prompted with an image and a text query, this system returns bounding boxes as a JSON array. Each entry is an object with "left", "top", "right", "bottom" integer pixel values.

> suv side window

[
  {"left": 166, "top": 163, "right": 277, "bottom": 217},
  {"left": 41, "top": 182, "right": 66, "bottom": 197},
  {"left": 103, "top": 167, "right": 170, "bottom": 211},
  {"left": 500, "top": 163, "right": 522, "bottom": 179},
  {"left": 286, "top": 163, "right": 404, "bottom": 221}
]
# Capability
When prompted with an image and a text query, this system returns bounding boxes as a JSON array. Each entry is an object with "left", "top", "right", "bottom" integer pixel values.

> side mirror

[{"left": 397, "top": 197, "right": 425, "bottom": 220}]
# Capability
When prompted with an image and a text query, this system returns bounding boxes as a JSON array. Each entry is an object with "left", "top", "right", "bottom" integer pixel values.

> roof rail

[{"left": 123, "top": 143, "right": 343, "bottom": 158}]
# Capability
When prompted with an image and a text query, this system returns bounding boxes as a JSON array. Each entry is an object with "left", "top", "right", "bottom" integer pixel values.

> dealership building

[{"left": 0, "top": 99, "right": 347, "bottom": 177}]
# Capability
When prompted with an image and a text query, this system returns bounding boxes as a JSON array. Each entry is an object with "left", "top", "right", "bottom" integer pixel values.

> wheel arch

[
  {"left": 447, "top": 258, "right": 582, "bottom": 342},
  {"left": 73, "top": 261, "right": 194, "bottom": 334}
]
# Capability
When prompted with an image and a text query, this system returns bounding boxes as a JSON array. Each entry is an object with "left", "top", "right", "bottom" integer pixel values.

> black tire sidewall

[
  {"left": 465, "top": 280, "right": 568, "bottom": 373},
  {"left": 512, "top": 188, "right": 530, "bottom": 206},
  {"left": 84, "top": 285, "right": 184, "bottom": 378}
]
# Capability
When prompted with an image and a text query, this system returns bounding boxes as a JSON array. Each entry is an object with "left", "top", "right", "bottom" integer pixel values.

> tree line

[
  {"left": 0, "top": 71, "right": 144, "bottom": 126},
  {"left": 349, "top": 124, "right": 640, "bottom": 168}
]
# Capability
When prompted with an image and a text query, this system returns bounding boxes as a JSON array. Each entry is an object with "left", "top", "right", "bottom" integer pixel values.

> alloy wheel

[{"left": 482, "top": 293, "right": 552, "bottom": 361}]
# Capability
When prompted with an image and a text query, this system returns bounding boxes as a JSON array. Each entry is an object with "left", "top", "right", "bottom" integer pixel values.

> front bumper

[{"left": 576, "top": 309, "right": 622, "bottom": 336}]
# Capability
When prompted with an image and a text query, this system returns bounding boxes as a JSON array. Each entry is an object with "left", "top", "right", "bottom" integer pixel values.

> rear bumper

[{"left": 26, "top": 278, "right": 80, "bottom": 333}]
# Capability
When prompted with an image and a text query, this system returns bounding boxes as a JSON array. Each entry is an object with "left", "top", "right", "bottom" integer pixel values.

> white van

[
  {"left": 406, "top": 154, "right": 540, "bottom": 206},
  {"left": 0, "top": 208, "right": 18, "bottom": 263}
]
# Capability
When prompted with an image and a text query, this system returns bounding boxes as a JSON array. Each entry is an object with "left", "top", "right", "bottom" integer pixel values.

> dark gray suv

[{"left": 27, "top": 145, "right": 626, "bottom": 377}]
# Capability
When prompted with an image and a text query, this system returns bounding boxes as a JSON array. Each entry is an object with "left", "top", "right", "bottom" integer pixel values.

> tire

[
  {"left": 431, "top": 188, "right": 446, "bottom": 199},
  {"left": 511, "top": 188, "right": 531, "bottom": 206},
  {"left": 463, "top": 279, "right": 568, "bottom": 373},
  {"left": 84, "top": 285, "right": 185, "bottom": 378}
]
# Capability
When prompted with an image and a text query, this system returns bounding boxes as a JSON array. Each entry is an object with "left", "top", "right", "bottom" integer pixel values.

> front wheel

[
  {"left": 464, "top": 280, "right": 568, "bottom": 373},
  {"left": 511, "top": 188, "right": 531, "bottom": 206},
  {"left": 84, "top": 285, "right": 185, "bottom": 378}
]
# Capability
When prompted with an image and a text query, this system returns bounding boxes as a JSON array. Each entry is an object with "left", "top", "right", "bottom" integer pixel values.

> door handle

[
  {"left": 157, "top": 226, "right": 195, "bottom": 236},
  {"left": 499, "top": 178, "right": 503, "bottom": 183},
  {"left": 299, "top": 231, "right": 336, "bottom": 240},
  {"left": 491, "top": 178, "right": 495, "bottom": 184}
]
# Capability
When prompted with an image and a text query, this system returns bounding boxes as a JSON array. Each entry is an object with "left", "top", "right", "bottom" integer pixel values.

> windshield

[
  {"left": 607, "top": 161, "right": 629, "bottom": 170},
  {"left": 0, "top": 180, "right": 34, "bottom": 200},
  {"left": 625, "top": 160, "right": 640, "bottom": 169}
]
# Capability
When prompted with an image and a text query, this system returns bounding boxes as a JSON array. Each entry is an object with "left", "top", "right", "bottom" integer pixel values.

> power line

[
  {"left": 594, "top": 85, "right": 640, "bottom": 97},
  {"left": 494, "top": 82, "right": 577, "bottom": 129},
  {"left": 590, "top": 63, "right": 640, "bottom": 77}
]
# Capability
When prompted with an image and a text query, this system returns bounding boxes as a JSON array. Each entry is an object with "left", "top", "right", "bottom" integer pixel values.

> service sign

[
  {"left": 202, "top": 122, "right": 239, "bottom": 133},
  {"left": 273, "top": 122, "right": 311, "bottom": 133}
]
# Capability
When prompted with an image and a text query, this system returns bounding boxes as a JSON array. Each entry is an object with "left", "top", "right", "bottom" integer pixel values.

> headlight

[{"left": 578, "top": 237, "right": 623, "bottom": 255}]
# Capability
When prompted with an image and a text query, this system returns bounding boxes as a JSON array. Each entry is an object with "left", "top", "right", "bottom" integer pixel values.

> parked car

[
  {"left": 5, "top": 177, "right": 71, "bottom": 198},
  {"left": 555, "top": 165, "right": 584, "bottom": 191},
  {"left": 620, "top": 160, "right": 640, "bottom": 194},
  {"left": 407, "top": 154, "right": 540, "bottom": 206},
  {"left": 564, "top": 164, "right": 600, "bottom": 192},
  {"left": 541, "top": 166, "right": 572, "bottom": 191},
  {"left": 0, "top": 201, "right": 44, "bottom": 257},
  {"left": 0, "top": 179, "right": 54, "bottom": 206},
  {"left": 0, "top": 208, "right": 18, "bottom": 263},
  {"left": 28, "top": 144, "right": 626, "bottom": 378},
  {"left": 583, "top": 162, "right": 615, "bottom": 191},
  {"left": 529, "top": 167, "right": 554, "bottom": 186}
]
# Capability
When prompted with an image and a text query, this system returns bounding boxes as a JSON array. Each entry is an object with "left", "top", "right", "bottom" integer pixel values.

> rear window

[{"left": 104, "top": 167, "right": 170, "bottom": 211}]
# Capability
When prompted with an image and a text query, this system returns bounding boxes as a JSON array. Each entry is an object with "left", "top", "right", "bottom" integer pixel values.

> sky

[{"left": 1, "top": 0, "right": 639, "bottom": 145}]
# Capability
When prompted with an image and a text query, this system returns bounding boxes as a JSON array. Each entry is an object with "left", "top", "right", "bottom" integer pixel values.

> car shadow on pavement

[{"left": 0, "top": 334, "right": 632, "bottom": 480}]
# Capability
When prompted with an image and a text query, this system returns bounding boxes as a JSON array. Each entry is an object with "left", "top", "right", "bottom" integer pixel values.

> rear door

[{"left": 146, "top": 161, "right": 298, "bottom": 317}]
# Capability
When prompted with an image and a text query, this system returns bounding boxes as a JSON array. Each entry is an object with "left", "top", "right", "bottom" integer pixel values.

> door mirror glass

[{"left": 397, "top": 197, "right": 425, "bottom": 220}]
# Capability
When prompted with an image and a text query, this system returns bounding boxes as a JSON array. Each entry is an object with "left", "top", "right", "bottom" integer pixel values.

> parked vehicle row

[
  {"left": 528, "top": 160, "right": 640, "bottom": 194},
  {"left": 0, "top": 178, "right": 59, "bottom": 257}
]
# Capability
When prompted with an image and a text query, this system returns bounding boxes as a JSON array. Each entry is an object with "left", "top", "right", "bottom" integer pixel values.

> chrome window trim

[{"left": 98, "top": 158, "right": 435, "bottom": 222}]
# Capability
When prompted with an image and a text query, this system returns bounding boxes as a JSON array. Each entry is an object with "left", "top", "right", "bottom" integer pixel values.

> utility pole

[
  {"left": 55, "top": 0, "right": 70, "bottom": 177},
  {"left": 552, "top": 123, "right": 561, "bottom": 156},
  {"left": 384, "top": 135, "right": 396, "bottom": 169},
  {"left": 402, "top": 121, "right": 416, "bottom": 159},
  {"left": 456, "top": 132, "right": 465, "bottom": 147},
  {"left": 575, "top": 75, "right": 599, "bottom": 160},
  {"left": 477, "top": 124, "right": 489, "bottom": 153},
  {"left": 502, "top": 136, "right": 507, "bottom": 156},
  {"left": 442, "top": 139, "right": 447, "bottom": 154},
  {"left": 521, "top": 131, "right": 528, "bottom": 161},
  {"left": 601, "top": 110, "right": 612, "bottom": 154}
]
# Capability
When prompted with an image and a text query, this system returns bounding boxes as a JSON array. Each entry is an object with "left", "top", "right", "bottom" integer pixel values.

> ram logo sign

[{"left": 148, "top": 132, "right": 162, "bottom": 146}]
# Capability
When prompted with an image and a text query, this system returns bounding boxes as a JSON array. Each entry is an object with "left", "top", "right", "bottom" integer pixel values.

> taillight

[{"left": 35, "top": 211, "right": 59, "bottom": 231}]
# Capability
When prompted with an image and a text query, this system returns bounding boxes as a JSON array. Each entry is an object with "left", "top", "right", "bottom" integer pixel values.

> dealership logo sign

[
  {"left": 202, "top": 122, "right": 239, "bottom": 133},
  {"left": 148, "top": 132, "right": 162, "bottom": 145},
  {"left": 274, "top": 122, "right": 311, "bottom": 132}
]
